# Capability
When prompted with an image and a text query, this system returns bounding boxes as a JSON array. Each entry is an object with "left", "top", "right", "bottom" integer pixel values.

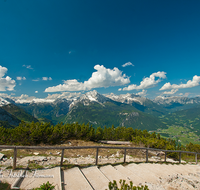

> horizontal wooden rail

[{"left": 0, "top": 145, "right": 199, "bottom": 169}]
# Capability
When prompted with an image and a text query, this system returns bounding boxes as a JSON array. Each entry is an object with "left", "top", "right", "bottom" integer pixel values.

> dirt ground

[{"left": 0, "top": 140, "right": 164, "bottom": 161}]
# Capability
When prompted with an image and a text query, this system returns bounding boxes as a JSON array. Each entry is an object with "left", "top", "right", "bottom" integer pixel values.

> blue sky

[{"left": 0, "top": 0, "right": 200, "bottom": 100}]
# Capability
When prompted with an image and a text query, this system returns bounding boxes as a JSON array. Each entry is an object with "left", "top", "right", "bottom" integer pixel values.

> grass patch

[
  {"left": 0, "top": 182, "right": 12, "bottom": 190},
  {"left": 28, "top": 162, "right": 44, "bottom": 169},
  {"left": 156, "top": 125, "right": 200, "bottom": 146}
]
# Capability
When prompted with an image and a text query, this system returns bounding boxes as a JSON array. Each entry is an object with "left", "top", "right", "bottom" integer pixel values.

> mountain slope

[
  {"left": 4, "top": 90, "right": 167, "bottom": 130},
  {"left": 155, "top": 105, "right": 200, "bottom": 145},
  {"left": 17, "top": 99, "right": 71, "bottom": 125},
  {"left": 64, "top": 101, "right": 166, "bottom": 130},
  {"left": 1, "top": 104, "right": 39, "bottom": 123},
  {"left": 0, "top": 107, "right": 21, "bottom": 127},
  {"left": 106, "top": 93, "right": 168, "bottom": 116},
  {"left": 154, "top": 96, "right": 200, "bottom": 112},
  {"left": 159, "top": 106, "right": 200, "bottom": 132}
]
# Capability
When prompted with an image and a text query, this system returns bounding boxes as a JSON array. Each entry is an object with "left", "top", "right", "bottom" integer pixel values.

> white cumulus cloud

[
  {"left": 16, "top": 76, "right": 26, "bottom": 80},
  {"left": 136, "top": 89, "right": 147, "bottom": 96},
  {"left": 45, "top": 65, "right": 130, "bottom": 92},
  {"left": 32, "top": 79, "right": 39, "bottom": 82},
  {"left": 120, "top": 71, "right": 166, "bottom": 91},
  {"left": 122, "top": 62, "right": 134, "bottom": 67},
  {"left": 46, "top": 92, "right": 82, "bottom": 99},
  {"left": 14, "top": 94, "right": 54, "bottom": 104},
  {"left": 35, "top": 91, "right": 38, "bottom": 93},
  {"left": 0, "top": 65, "right": 16, "bottom": 91},
  {"left": 160, "top": 75, "right": 200, "bottom": 90},
  {"left": 42, "top": 77, "right": 52, "bottom": 81},
  {"left": 162, "top": 89, "right": 179, "bottom": 95},
  {"left": 0, "top": 93, "right": 11, "bottom": 98},
  {"left": 23, "top": 65, "right": 33, "bottom": 69}
]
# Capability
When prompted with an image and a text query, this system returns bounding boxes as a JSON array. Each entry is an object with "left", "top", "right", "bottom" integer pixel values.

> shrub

[
  {"left": 107, "top": 179, "right": 149, "bottom": 190},
  {"left": 32, "top": 181, "right": 55, "bottom": 190}
]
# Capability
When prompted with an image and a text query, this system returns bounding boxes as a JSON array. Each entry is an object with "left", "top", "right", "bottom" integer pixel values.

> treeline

[
  {"left": 0, "top": 121, "right": 175, "bottom": 149},
  {"left": 0, "top": 121, "right": 200, "bottom": 155}
]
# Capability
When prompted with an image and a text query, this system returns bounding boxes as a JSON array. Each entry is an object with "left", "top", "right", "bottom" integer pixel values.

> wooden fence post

[
  {"left": 146, "top": 149, "right": 148, "bottom": 163},
  {"left": 95, "top": 148, "right": 99, "bottom": 165},
  {"left": 13, "top": 147, "right": 17, "bottom": 169},
  {"left": 164, "top": 152, "right": 167, "bottom": 162},
  {"left": 60, "top": 149, "right": 64, "bottom": 166},
  {"left": 195, "top": 153, "right": 198, "bottom": 165},
  {"left": 124, "top": 149, "right": 126, "bottom": 163},
  {"left": 179, "top": 152, "right": 181, "bottom": 164},
  {"left": 0, "top": 145, "right": 198, "bottom": 168}
]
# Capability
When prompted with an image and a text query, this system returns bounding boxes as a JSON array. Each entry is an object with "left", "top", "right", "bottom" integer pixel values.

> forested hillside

[
  {"left": 64, "top": 101, "right": 166, "bottom": 130},
  {"left": 1, "top": 121, "right": 200, "bottom": 160},
  {"left": 2, "top": 104, "right": 39, "bottom": 123}
]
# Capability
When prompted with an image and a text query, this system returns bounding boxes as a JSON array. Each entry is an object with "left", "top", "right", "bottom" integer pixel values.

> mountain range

[{"left": 0, "top": 91, "right": 200, "bottom": 138}]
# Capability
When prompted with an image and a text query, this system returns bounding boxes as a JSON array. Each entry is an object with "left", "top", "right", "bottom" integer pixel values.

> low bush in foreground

[
  {"left": 0, "top": 181, "right": 12, "bottom": 190},
  {"left": 107, "top": 180, "right": 149, "bottom": 190},
  {"left": 32, "top": 181, "right": 55, "bottom": 190}
]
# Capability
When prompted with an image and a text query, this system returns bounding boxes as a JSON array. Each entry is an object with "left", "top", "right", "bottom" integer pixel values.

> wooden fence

[{"left": 0, "top": 145, "right": 199, "bottom": 169}]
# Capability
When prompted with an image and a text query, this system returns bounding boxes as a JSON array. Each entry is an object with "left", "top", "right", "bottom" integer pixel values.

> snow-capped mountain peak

[
  {"left": 153, "top": 96, "right": 200, "bottom": 105},
  {"left": 80, "top": 90, "right": 109, "bottom": 105},
  {"left": 105, "top": 93, "right": 147, "bottom": 105}
]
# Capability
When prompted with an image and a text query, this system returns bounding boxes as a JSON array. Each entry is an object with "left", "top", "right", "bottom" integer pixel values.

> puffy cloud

[
  {"left": 0, "top": 93, "right": 11, "bottom": 98},
  {"left": 35, "top": 91, "right": 38, "bottom": 93},
  {"left": 32, "top": 79, "right": 40, "bottom": 82},
  {"left": 136, "top": 89, "right": 147, "bottom": 96},
  {"left": 120, "top": 71, "right": 166, "bottom": 91},
  {"left": 23, "top": 65, "right": 33, "bottom": 69},
  {"left": 15, "top": 94, "right": 54, "bottom": 103},
  {"left": 163, "top": 89, "right": 179, "bottom": 95},
  {"left": 122, "top": 62, "right": 134, "bottom": 67},
  {"left": 46, "top": 93, "right": 66, "bottom": 99},
  {"left": 160, "top": 75, "right": 200, "bottom": 90},
  {"left": 18, "top": 94, "right": 29, "bottom": 99},
  {"left": 16, "top": 76, "right": 26, "bottom": 80},
  {"left": 46, "top": 92, "right": 82, "bottom": 99},
  {"left": 33, "top": 77, "right": 52, "bottom": 81},
  {"left": 45, "top": 65, "right": 130, "bottom": 92},
  {"left": 184, "top": 92, "right": 190, "bottom": 97},
  {"left": 42, "top": 77, "right": 52, "bottom": 81},
  {"left": 0, "top": 65, "right": 16, "bottom": 91}
]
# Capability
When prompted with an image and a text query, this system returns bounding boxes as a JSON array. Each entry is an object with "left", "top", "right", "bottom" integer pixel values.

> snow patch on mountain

[
  {"left": 4, "top": 90, "right": 200, "bottom": 112},
  {"left": 154, "top": 96, "right": 200, "bottom": 105},
  {"left": 78, "top": 90, "right": 109, "bottom": 106},
  {"left": 105, "top": 93, "right": 146, "bottom": 105},
  {"left": 82, "top": 90, "right": 109, "bottom": 103},
  {"left": 0, "top": 97, "right": 11, "bottom": 107}
]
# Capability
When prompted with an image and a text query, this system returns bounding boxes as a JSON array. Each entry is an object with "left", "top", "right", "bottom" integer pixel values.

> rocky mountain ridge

[
  {"left": 154, "top": 95, "right": 200, "bottom": 105},
  {"left": 0, "top": 91, "right": 200, "bottom": 130},
  {"left": 2, "top": 90, "right": 200, "bottom": 110}
]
